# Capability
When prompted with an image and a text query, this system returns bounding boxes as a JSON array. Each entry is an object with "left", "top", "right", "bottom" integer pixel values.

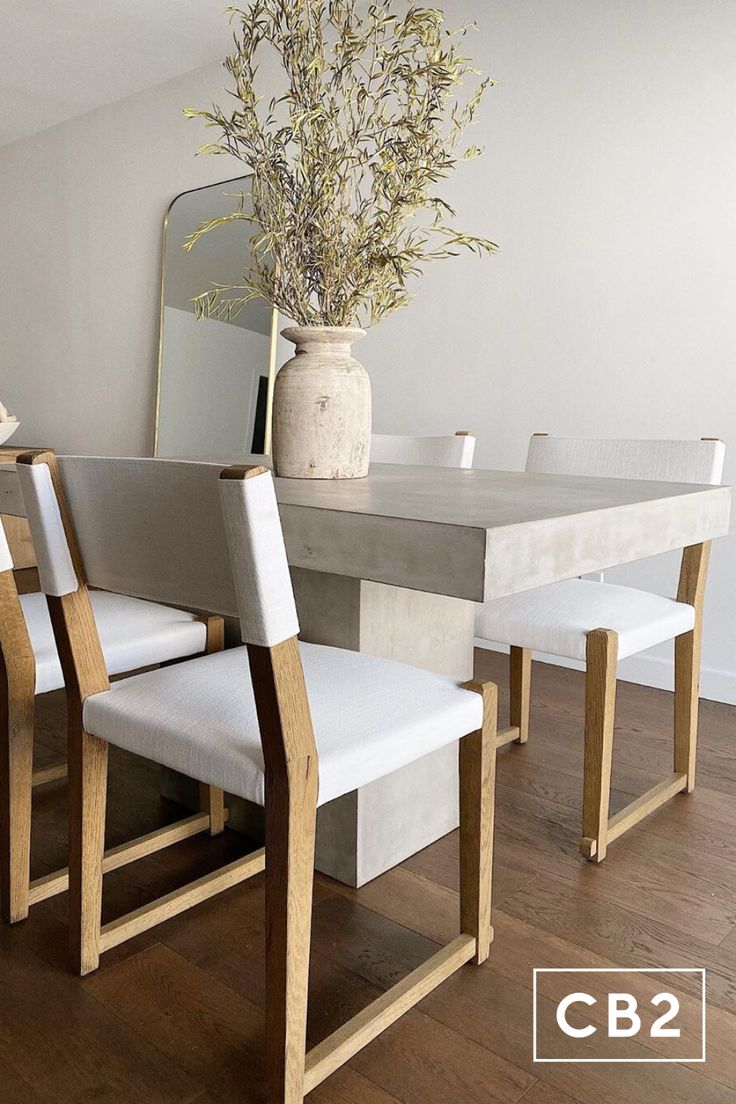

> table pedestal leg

[{"left": 292, "top": 569, "right": 475, "bottom": 886}]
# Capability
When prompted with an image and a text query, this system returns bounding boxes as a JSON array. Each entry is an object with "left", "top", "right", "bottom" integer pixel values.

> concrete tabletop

[
  {"left": 2, "top": 459, "right": 730, "bottom": 602},
  {"left": 271, "top": 463, "right": 731, "bottom": 601}
]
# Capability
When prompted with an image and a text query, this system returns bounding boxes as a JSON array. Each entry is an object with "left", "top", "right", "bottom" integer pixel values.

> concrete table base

[{"left": 293, "top": 568, "right": 475, "bottom": 886}]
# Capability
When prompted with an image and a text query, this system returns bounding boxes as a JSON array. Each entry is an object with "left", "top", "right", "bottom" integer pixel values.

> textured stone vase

[{"left": 272, "top": 326, "right": 371, "bottom": 479}]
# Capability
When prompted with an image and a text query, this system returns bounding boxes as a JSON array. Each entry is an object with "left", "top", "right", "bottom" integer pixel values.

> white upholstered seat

[
  {"left": 475, "top": 578, "right": 695, "bottom": 662},
  {"left": 82, "top": 642, "right": 483, "bottom": 807},
  {"left": 22, "top": 590, "right": 207, "bottom": 695}
]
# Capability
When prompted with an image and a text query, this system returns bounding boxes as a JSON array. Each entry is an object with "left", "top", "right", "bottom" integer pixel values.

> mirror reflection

[{"left": 155, "top": 175, "right": 277, "bottom": 459}]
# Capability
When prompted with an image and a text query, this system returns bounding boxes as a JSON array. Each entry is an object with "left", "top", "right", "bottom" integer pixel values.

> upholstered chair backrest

[
  {"left": 0, "top": 476, "right": 34, "bottom": 675},
  {"left": 0, "top": 465, "right": 26, "bottom": 572},
  {"left": 219, "top": 467, "right": 299, "bottom": 647},
  {"left": 0, "top": 465, "right": 26, "bottom": 520},
  {"left": 16, "top": 455, "right": 299, "bottom": 648},
  {"left": 16, "top": 461, "right": 77, "bottom": 595},
  {"left": 526, "top": 436, "right": 725, "bottom": 486},
  {"left": 371, "top": 432, "right": 476, "bottom": 469}
]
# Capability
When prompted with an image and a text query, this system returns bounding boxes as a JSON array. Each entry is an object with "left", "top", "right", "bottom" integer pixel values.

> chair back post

[
  {"left": 16, "top": 450, "right": 109, "bottom": 706},
  {"left": 679, "top": 438, "right": 722, "bottom": 616},
  {"left": 246, "top": 637, "right": 318, "bottom": 779},
  {"left": 0, "top": 527, "right": 36, "bottom": 922},
  {"left": 0, "top": 520, "right": 34, "bottom": 675},
  {"left": 218, "top": 466, "right": 317, "bottom": 777},
  {"left": 218, "top": 465, "right": 317, "bottom": 1104},
  {"left": 677, "top": 541, "right": 711, "bottom": 614}
]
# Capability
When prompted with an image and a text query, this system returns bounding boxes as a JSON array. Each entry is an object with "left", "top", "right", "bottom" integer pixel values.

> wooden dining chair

[
  {"left": 475, "top": 434, "right": 725, "bottom": 862},
  {"left": 16, "top": 450, "right": 497, "bottom": 1104},
  {"left": 0, "top": 468, "right": 224, "bottom": 925},
  {"left": 370, "top": 429, "right": 476, "bottom": 468}
]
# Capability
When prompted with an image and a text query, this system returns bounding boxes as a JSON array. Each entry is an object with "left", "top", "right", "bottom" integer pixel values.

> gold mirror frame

[{"left": 153, "top": 175, "right": 279, "bottom": 457}]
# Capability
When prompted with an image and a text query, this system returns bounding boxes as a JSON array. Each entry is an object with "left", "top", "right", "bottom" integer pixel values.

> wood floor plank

[
  {"left": 501, "top": 873, "right": 736, "bottom": 1013},
  {"left": 86, "top": 942, "right": 268, "bottom": 1104},
  {"left": 496, "top": 786, "right": 736, "bottom": 944},
  {"left": 307, "top": 895, "right": 535, "bottom": 1103},
  {"left": 327, "top": 867, "right": 460, "bottom": 946},
  {"left": 0, "top": 943, "right": 202, "bottom": 1104},
  {"left": 541, "top": 1050, "right": 736, "bottom": 1104},
  {"left": 0, "top": 1060, "right": 48, "bottom": 1104},
  {"left": 400, "top": 827, "right": 540, "bottom": 903},
  {"left": 430, "top": 908, "right": 736, "bottom": 1090},
  {"left": 322, "top": 854, "right": 736, "bottom": 1093},
  {"left": 348, "top": 1008, "right": 534, "bottom": 1104},
  {"left": 517, "top": 1084, "right": 581, "bottom": 1104},
  {"left": 86, "top": 942, "right": 418, "bottom": 1104}
]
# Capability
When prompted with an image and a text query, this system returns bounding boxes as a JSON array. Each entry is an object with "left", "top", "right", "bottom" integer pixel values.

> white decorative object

[
  {"left": 272, "top": 327, "right": 371, "bottom": 479},
  {"left": 0, "top": 398, "right": 19, "bottom": 445},
  {"left": 0, "top": 423, "right": 20, "bottom": 446}
]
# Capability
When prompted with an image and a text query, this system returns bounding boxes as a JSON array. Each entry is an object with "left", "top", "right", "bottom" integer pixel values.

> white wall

[
  {"left": 0, "top": 63, "right": 242, "bottom": 457},
  {"left": 1, "top": 1, "right": 734, "bottom": 698}
]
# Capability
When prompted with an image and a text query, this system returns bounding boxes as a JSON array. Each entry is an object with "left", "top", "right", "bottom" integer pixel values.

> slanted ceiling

[{"left": 0, "top": 0, "right": 230, "bottom": 147}]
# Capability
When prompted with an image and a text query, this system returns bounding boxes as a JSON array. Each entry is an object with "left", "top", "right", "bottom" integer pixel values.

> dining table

[{"left": 1, "top": 456, "right": 731, "bottom": 886}]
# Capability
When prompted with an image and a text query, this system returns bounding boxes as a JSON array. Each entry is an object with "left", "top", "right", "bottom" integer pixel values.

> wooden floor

[{"left": 2, "top": 647, "right": 736, "bottom": 1104}]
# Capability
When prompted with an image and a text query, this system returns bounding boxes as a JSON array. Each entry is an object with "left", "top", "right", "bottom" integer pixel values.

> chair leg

[
  {"left": 201, "top": 614, "right": 226, "bottom": 834},
  {"left": 68, "top": 727, "right": 108, "bottom": 975},
  {"left": 199, "top": 782, "right": 226, "bottom": 836},
  {"left": 674, "top": 627, "right": 701, "bottom": 793},
  {"left": 509, "top": 646, "right": 531, "bottom": 744},
  {"left": 265, "top": 759, "right": 318, "bottom": 1104},
  {"left": 581, "top": 629, "right": 618, "bottom": 863},
  {"left": 459, "top": 680, "right": 498, "bottom": 965},
  {"left": 0, "top": 661, "right": 34, "bottom": 923}
]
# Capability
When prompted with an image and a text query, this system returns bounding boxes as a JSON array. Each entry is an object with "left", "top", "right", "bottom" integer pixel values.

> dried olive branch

[{"left": 184, "top": 0, "right": 497, "bottom": 327}]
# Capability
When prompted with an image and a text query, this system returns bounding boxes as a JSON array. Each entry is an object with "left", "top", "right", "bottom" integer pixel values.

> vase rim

[{"left": 281, "top": 325, "right": 366, "bottom": 344}]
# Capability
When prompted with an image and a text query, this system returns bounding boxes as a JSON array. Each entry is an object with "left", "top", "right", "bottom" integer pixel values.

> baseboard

[{"left": 474, "top": 639, "right": 736, "bottom": 706}]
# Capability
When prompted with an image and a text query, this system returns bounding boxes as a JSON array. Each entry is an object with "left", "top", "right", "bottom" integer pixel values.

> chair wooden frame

[
  {"left": 19, "top": 453, "right": 498, "bottom": 1104},
  {"left": 504, "top": 435, "right": 716, "bottom": 862},
  {"left": 0, "top": 460, "right": 226, "bottom": 924}
]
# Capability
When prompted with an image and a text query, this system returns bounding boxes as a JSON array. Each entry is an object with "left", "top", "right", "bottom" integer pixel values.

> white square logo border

[{"left": 532, "top": 968, "right": 706, "bottom": 1063}]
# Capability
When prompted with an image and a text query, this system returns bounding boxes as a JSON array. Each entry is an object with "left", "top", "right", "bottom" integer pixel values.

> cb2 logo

[
  {"left": 556, "top": 990, "right": 680, "bottom": 1038},
  {"left": 533, "top": 968, "right": 706, "bottom": 1063}
]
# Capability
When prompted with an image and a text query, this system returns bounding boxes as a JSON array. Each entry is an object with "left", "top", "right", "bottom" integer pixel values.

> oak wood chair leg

[
  {"left": 581, "top": 629, "right": 618, "bottom": 863},
  {"left": 0, "top": 659, "right": 35, "bottom": 923},
  {"left": 674, "top": 627, "right": 701, "bottom": 792},
  {"left": 674, "top": 543, "right": 710, "bottom": 794},
  {"left": 459, "top": 680, "right": 497, "bottom": 965},
  {"left": 200, "top": 614, "right": 226, "bottom": 835},
  {"left": 199, "top": 782, "right": 226, "bottom": 836},
  {"left": 265, "top": 759, "right": 318, "bottom": 1104},
  {"left": 509, "top": 646, "right": 531, "bottom": 744},
  {"left": 68, "top": 727, "right": 109, "bottom": 975}
]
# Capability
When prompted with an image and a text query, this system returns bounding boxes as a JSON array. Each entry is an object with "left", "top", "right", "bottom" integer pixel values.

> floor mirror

[{"left": 154, "top": 175, "right": 278, "bottom": 459}]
